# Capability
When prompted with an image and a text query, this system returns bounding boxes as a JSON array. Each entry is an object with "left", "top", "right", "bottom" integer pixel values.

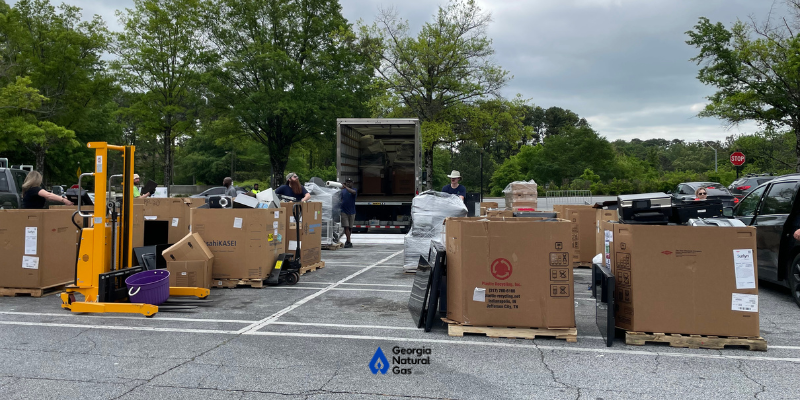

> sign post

[{"left": 730, "top": 152, "right": 745, "bottom": 178}]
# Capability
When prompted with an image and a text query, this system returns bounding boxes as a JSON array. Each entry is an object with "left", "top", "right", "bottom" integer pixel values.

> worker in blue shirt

[
  {"left": 441, "top": 170, "right": 466, "bottom": 201},
  {"left": 340, "top": 178, "right": 357, "bottom": 248},
  {"left": 275, "top": 172, "right": 311, "bottom": 202}
]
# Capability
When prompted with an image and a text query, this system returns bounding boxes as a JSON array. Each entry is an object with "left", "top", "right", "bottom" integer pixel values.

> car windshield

[{"left": 701, "top": 183, "right": 726, "bottom": 190}]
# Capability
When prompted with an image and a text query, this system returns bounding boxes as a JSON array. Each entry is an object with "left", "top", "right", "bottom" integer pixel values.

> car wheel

[{"left": 790, "top": 254, "right": 800, "bottom": 308}]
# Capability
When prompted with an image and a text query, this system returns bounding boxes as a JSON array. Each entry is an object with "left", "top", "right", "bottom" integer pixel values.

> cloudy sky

[{"left": 11, "top": 0, "right": 784, "bottom": 142}]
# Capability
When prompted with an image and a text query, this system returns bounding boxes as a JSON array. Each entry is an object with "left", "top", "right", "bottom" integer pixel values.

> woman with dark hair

[
  {"left": 275, "top": 172, "right": 311, "bottom": 202},
  {"left": 21, "top": 171, "right": 73, "bottom": 209}
]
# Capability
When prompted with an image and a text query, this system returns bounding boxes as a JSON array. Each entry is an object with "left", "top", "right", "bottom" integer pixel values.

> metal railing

[{"left": 545, "top": 190, "right": 593, "bottom": 206}]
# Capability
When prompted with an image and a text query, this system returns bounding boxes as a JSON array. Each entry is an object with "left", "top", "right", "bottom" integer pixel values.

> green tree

[
  {"left": 203, "top": 0, "right": 375, "bottom": 187},
  {"left": 367, "top": 0, "right": 509, "bottom": 189},
  {"left": 111, "top": 0, "right": 207, "bottom": 192},
  {"left": 0, "top": 0, "right": 114, "bottom": 182},
  {"left": 687, "top": 7, "right": 800, "bottom": 171}
]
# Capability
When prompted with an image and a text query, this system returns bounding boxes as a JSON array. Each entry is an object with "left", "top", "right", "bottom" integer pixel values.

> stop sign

[{"left": 730, "top": 152, "right": 746, "bottom": 166}]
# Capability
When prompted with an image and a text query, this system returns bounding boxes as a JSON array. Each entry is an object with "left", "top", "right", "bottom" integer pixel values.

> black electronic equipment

[
  {"left": 592, "top": 263, "right": 616, "bottom": 347},
  {"left": 617, "top": 193, "right": 672, "bottom": 224},
  {"left": 208, "top": 195, "right": 233, "bottom": 208},
  {"left": 407, "top": 241, "right": 447, "bottom": 332},
  {"left": 266, "top": 203, "right": 303, "bottom": 286},
  {"left": 671, "top": 199, "right": 724, "bottom": 224},
  {"left": 65, "top": 188, "right": 93, "bottom": 206},
  {"left": 141, "top": 179, "right": 157, "bottom": 197},
  {"left": 512, "top": 211, "right": 558, "bottom": 218}
]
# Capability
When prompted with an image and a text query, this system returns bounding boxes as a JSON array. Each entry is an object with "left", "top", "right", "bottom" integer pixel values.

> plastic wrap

[
  {"left": 403, "top": 191, "right": 468, "bottom": 267},
  {"left": 304, "top": 182, "right": 343, "bottom": 244},
  {"left": 304, "top": 182, "right": 342, "bottom": 221},
  {"left": 503, "top": 179, "right": 538, "bottom": 207}
]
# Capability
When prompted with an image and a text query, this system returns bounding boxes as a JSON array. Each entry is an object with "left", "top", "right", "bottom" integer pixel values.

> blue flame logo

[{"left": 369, "top": 347, "right": 390, "bottom": 374}]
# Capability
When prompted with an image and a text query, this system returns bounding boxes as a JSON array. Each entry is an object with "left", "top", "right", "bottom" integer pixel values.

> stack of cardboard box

[
  {"left": 161, "top": 232, "right": 214, "bottom": 289},
  {"left": 478, "top": 202, "right": 498, "bottom": 217},
  {"left": 503, "top": 181, "right": 538, "bottom": 209},
  {"left": 445, "top": 217, "right": 575, "bottom": 330}
]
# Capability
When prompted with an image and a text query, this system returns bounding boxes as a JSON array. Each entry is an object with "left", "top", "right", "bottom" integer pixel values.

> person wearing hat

[
  {"left": 442, "top": 170, "right": 466, "bottom": 201},
  {"left": 275, "top": 172, "right": 310, "bottom": 202},
  {"left": 133, "top": 174, "right": 150, "bottom": 198},
  {"left": 340, "top": 178, "right": 357, "bottom": 248}
]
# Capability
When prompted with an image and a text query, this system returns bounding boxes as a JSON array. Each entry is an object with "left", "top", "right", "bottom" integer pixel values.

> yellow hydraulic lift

[{"left": 60, "top": 142, "right": 209, "bottom": 317}]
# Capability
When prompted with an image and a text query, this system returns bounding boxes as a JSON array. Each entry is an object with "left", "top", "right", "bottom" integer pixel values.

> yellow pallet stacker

[{"left": 60, "top": 142, "right": 209, "bottom": 317}]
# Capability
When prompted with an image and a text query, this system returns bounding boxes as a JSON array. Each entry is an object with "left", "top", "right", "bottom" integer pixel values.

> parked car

[
  {"left": 190, "top": 186, "right": 248, "bottom": 198},
  {"left": 733, "top": 173, "right": 800, "bottom": 307},
  {"left": 0, "top": 166, "right": 29, "bottom": 209},
  {"left": 671, "top": 181, "right": 737, "bottom": 208},
  {"left": 728, "top": 174, "right": 775, "bottom": 200}
]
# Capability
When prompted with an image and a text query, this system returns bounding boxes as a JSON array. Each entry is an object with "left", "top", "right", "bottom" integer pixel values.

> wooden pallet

[
  {"left": 625, "top": 331, "right": 767, "bottom": 351},
  {"left": 573, "top": 262, "right": 592, "bottom": 269},
  {"left": 444, "top": 319, "right": 577, "bottom": 342},
  {"left": 322, "top": 242, "right": 344, "bottom": 251},
  {"left": 299, "top": 261, "right": 326, "bottom": 275},
  {"left": 211, "top": 278, "right": 265, "bottom": 289},
  {"left": 0, "top": 282, "right": 71, "bottom": 298}
]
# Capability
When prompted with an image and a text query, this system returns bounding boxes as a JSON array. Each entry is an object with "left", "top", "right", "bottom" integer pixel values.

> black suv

[
  {"left": 733, "top": 174, "right": 800, "bottom": 307},
  {"left": 728, "top": 174, "right": 774, "bottom": 200}
]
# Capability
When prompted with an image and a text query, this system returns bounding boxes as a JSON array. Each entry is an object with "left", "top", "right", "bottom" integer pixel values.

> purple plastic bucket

[{"left": 125, "top": 270, "right": 170, "bottom": 305}]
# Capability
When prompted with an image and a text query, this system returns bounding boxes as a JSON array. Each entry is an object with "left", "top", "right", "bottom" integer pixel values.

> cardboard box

[
  {"left": 191, "top": 208, "right": 285, "bottom": 280},
  {"left": 282, "top": 201, "right": 322, "bottom": 267},
  {"left": 479, "top": 202, "right": 499, "bottom": 216},
  {"left": 0, "top": 209, "right": 78, "bottom": 289},
  {"left": 485, "top": 209, "right": 513, "bottom": 218},
  {"left": 445, "top": 217, "right": 575, "bottom": 329},
  {"left": 135, "top": 198, "right": 205, "bottom": 245},
  {"left": 594, "top": 208, "right": 617, "bottom": 260},
  {"left": 552, "top": 205, "right": 596, "bottom": 264},
  {"left": 611, "top": 223, "right": 759, "bottom": 337},
  {"left": 162, "top": 232, "right": 214, "bottom": 263},
  {"left": 167, "top": 260, "right": 212, "bottom": 288}
]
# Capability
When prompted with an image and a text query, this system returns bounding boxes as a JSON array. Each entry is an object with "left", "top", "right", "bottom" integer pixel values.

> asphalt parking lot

[{"left": 1, "top": 233, "right": 799, "bottom": 400}]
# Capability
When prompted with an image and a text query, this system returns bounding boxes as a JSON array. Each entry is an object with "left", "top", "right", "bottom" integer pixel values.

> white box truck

[{"left": 336, "top": 118, "right": 421, "bottom": 233}]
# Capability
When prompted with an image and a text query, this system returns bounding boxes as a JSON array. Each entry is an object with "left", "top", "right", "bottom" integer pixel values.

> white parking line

[
  {"left": 237, "top": 250, "right": 404, "bottom": 334},
  {"left": 296, "top": 282, "right": 412, "bottom": 288},
  {"left": 267, "top": 286, "right": 410, "bottom": 293},
  {"left": 1, "top": 319, "right": 796, "bottom": 363},
  {"left": 0, "top": 311, "right": 253, "bottom": 324}
]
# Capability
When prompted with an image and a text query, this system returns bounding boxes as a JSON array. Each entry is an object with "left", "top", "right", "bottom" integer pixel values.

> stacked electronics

[{"left": 616, "top": 193, "right": 732, "bottom": 226}]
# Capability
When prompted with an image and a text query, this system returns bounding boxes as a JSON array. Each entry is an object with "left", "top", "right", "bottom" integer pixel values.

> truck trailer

[{"left": 336, "top": 118, "right": 421, "bottom": 233}]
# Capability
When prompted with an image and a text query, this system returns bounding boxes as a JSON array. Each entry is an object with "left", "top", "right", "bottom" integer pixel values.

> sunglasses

[{"left": 698, "top": 192, "right": 707, "bottom": 196}]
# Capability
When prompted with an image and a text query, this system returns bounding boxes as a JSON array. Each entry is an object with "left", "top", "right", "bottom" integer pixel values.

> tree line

[{"left": 1, "top": 0, "right": 798, "bottom": 195}]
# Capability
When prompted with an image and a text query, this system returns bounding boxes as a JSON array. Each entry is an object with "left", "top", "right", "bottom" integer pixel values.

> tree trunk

[
  {"left": 795, "top": 119, "right": 800, "bottom": 173},
  {"left": 163, "top": 126, "right": 172, "bottom": 196},
  {"left": 35, "top": 147, "right": 46, "bottom": 184},
  {"left": 425, "top": 147, "right": 433, "bottom": 190},
  {"left": 270, "top": 156, "right": 288, "bottom": 189}
]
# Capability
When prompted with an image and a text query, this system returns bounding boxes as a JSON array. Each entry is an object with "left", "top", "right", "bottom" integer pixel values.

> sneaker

[{"left": 344, "top": 242, "right": 353, "bottom": 248}]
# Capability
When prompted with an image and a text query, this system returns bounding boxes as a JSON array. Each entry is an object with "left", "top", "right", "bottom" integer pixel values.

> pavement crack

[
  {"left": 651, "top": 353, "right": 661, "bottom": 374},
  {"left": 534, "top": 341, "right": 580, "bottom": 397},
  {"left": 111, "top": 336, "right": 238, "bottom": 399},
  {"left": 737, "top": 360, "right": 766, "bottom": 399}
]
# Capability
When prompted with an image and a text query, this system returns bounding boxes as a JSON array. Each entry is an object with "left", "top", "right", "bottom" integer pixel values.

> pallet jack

[
  {"left": 266, "top": 202, "right": 303, "bottom": 286},
  {"left": 60, "top": 142, "right": 210, "bottom": 317}
]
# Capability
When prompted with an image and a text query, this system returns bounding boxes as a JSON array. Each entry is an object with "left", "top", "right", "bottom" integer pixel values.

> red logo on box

[
  {"left": 491, "top": 258, "right": 513, "bottom": 280},
  {"left": 661, "top": 251, "right": 673, "bottom": 255}
]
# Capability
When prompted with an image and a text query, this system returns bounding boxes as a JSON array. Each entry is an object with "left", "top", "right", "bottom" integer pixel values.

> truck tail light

[
  {"left": 734, "top": 197, "right": 739, "bottom": 204},
  {"left": 415, "top": 190, "right": 419, "bottom": 195},
  {"left": 736, "top": 185, "right": 751, "bottom": 190}
]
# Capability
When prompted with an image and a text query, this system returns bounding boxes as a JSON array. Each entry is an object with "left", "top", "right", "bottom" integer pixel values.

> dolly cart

[
  {"left": 266, "top": 202, "right": 303, "bottom": 286},
  {"left": 60, "top": 142, "right": 210, "bottom": 317}
]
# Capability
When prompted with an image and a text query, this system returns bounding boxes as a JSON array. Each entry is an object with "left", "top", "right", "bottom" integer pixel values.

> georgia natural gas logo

[{"left": 369, "top": 346, "right": 431, "bottom": 375}]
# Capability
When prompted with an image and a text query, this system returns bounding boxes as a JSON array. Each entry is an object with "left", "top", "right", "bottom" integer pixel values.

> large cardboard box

[
  {"left": 50, "top": 203, "right": 146, "bottom": 251},
  {"left": 445, "top": 217, "right": 575, "bottom": 329},
  {"left": 191, "top": 208, "right": 286, "bottom": 280},
  {"left": 282, "top": 201, "right": 322, "bottom": 267},
  {"left": 552, "top": 205, "right": 596, "bottom": 264},
  {"left": 135, "top": 198, "right": 205, "bottom": 245},
  {"left": 479, "top": 202, "right": 499, "bottom": 216},
  {"left": 0, "top": 209, "right": 78, "bottom": 289},
  {"left": 485, "top": 209, "right": 513, "bottom": 218},
  {"left": 611, "top": 223, "right": 759, "bottom": 337}
]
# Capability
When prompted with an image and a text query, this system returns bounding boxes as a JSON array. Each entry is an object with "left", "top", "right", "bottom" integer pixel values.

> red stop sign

[{"left": 730, "top": 152, "right": 745, "bottom": 166}]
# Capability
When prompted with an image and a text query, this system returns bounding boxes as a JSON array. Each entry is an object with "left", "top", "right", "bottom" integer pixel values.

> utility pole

[{"left": 699, "top": 141, "right": 718, "bottom": 172}]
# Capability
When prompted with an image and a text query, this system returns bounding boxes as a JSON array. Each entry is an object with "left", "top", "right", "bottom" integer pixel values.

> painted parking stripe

[
  {"left": 238, "top": 250, "right": 404, "bottom": 334},
  {"left": 0, "top": 320, "right": 797, "bottom": 364},
  {"left": 0, "top": 311, "right": 253, "bottom": 324},
  {"left": 267, "top": 287, "right": 410, "bottom": 293}
]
